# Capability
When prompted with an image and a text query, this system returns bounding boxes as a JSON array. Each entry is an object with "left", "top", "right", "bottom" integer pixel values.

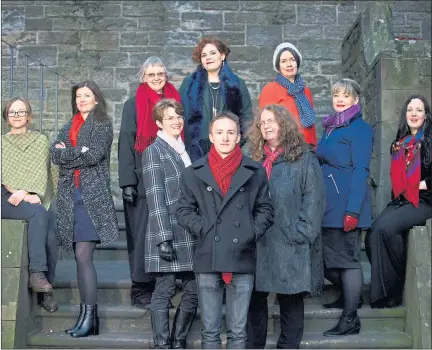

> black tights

[
  {"left": 74, "top": 241, "right": 97, "bottom": 305},
  {"left": 325, "top": 268, "right": 363, "bottom": 314}
]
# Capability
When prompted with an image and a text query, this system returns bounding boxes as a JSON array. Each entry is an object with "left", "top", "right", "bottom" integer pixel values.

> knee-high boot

[
  {"left": 151, "top": 309, "right": 171, "bottom": 349},
  {"left": 171, "top": 308, "right": 196, "bottom": 349},
  {"left": 70, "top": 304, "right": 99, "bottom": 338}
]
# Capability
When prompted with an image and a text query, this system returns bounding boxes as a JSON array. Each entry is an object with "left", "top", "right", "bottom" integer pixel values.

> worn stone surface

[{"left": 1, "top": 220, "right": 28, "bottom": 268}]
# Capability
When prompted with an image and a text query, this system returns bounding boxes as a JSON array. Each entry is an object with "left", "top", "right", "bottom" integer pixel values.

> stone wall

[
  {"left": 1, "top": 0, "right": 431, "bottom": 204},
  {"left": 341, "top": 2, "right": 431, "bottom": 217}
]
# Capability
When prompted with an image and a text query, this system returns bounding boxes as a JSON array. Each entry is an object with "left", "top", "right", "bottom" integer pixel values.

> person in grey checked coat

[{"left": 142, "top": 99, "right": 197, "bottom": 349}]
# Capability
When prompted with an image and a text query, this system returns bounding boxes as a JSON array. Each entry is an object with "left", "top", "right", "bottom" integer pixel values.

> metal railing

[{"left": 2, "top": 39, "right": 75, "bottom": 136}]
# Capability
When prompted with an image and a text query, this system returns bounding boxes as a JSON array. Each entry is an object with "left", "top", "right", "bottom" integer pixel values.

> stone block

[
  {"left": 160, "top": 47, "right": 196, "bottom": 71},
  {"left": 115, "top": 68, "right": 140, "bottom": 83},
  {"left": 422, "top": 21, "right": 431, "bottom": 40},
  {"left": 46, "top": 89, "right": 73, "bottom": 113},
  {"left": 337, "top": 10, "right": 359, "bottom": 26},
  {"left": 25, "top": 18, "right": 53, "bottom": 31},
  {"left": 283, "top": 25, "right": 322, "bottom": 40},
  {"left": 102, "top": 89, "right": 128, "bottom": 103},
  {"left": 122, "top": 2, "right": 163, "bottom": 17},
  {"left": 320, "top": 61, "right": 341, "bottom": 75},
  {"left": 1, "top": 320, "right": 15, "bottom": 349},
  {"left": 88, "top": 18, "right": 138, "bottom": 32},
  {"left": 181, "top": 12, "right": 223, "bottom": 31},
  {"left": 393, "top": 24, "right": 422, "bottom": 37},
  {"left": 2, "top": 32, "right": 37, "bottom": 45},
  {"left": 246, "top": 25, "right": 282, "bottom": 47},
  {"left": 298, "top": 5, "right": 337, "bottom": 24},
  {"left": 310, "top": 97, "right": 333, "bottom": 116},
  {"left": 264, "top": 11, "right": 296, "bottom": 25},
  {"left": 149, "top": 32, "right": 200, "bottom": 46},
  {"left": 162, "top": 1, "right": 199, "bottom": 12},
  {"left": 300, "top": 60, "right": 320, "bottom": 75},
  {"left": 380, "top": 58, "right": 428, "bottom": 90},
  {"left": 1, "top": 8, "right": 25, "bottom": 34},
  {"left": 91, "top": 68, "right": 115, "bottom": 88},
  {"left": 25, "top": 5, "right": 44, "bottom": 18},
  {"left": 303, "top": 74, "right": 331, "bottom": 99},
  {"left": 375, "top": 120, "right": 398, "bottom": 157},
  {"left": 138, "top": 16, "right": 180, "bottom": 32},
  {"left": 83, "top": 3, "right": 121, "bottom": 17},
  {"left": 203, "top": 31, "right": 245, "bottom": 45},
  {"left": 1, "top": 221, "right": 27, "bottom": 268},
  {"left": 239, "top": 1, "right": 279, "bottom": 11},
  {"left": 53, "top": 18, "right": 86, "bottom": 30},
  {"left": 390, "top": 0, "right": 431, "bottom": 13},
  {"left": 16, "top": 45, "right": 57, "bottom": 66},
  {"left": 200, "top": 1, "right": 240, "bottom": 10},
  {"left": 223, "top": 24, "right": 245, "bottom": 32},
  {"left": 129, "top": 49, "right": 164, "bottom": 67},
  {"left": 228, "top": 46, "right": 259, "bottom": 62},
  {"left": 120, "top": 32, "right": 149, "bottom": 46},
  {"left": 1, "top": 268, "right": 20, "bottom": 320},
  {"left": 37, "top": 31, "right": 80, "bottom": 45},
  {"left": 81, "top": 32, "right": 119, "bottom": 51},
  {"left": 100, "top": 52, "right": 129, "bottom": 68},
  {"left": 297, "top": 39, "right": 341, "bottom": 60},
  {"left": 341, "top": 20, "right": 361, "bottom": 67},
  {"left": 323, "top": 25, "right": 352, "bottom": 39},
  {"left": 224, "top": 12, "right": 268, "bottom": 25},
  {"left": 391, "top": 12, "right": 406, "bottom": 26},
  {"left": 45, "top": 5, "right": 85, "bottom": 17}
]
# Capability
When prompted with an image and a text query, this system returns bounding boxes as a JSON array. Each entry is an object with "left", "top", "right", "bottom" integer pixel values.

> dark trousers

[
  {"left": 1, "top": 192, "right": 58, "bottom": 283},
  {"left": 246, "top": 291, "right": 304, "bottom": 349},
  {"left": 123, "top": 196, "right": 154, "bottom": 283},
  {"left": 151, "top": 272, "right": 198, "bottom": 312},
  {"left": 365, "top": 201, "right": 431, "bottom": 304}
]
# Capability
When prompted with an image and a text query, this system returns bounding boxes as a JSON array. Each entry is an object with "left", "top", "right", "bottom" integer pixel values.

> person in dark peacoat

[
  {"left": 51, "top": 81, "right": 118, "bottom": 338},
  {"left": 176, "top": 112, "right": 274, "bottom": 349},
  {"left": 245, "top": 104, "right": 326, "bottom": 349}
]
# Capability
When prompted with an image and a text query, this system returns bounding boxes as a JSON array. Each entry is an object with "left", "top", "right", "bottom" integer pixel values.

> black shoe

[
  {"left": 131, "top": 280, "right": 155, "bottom": 309},
  {"left": 371, "top": 296, "right": 402, "bottom": 309},
  {"left": 171, "top": 308, "right": 196, "bottom": 349},
  {"left": 65, "top": 304, "right": 84, "bottom": 334},
  {"left": 323, "top": 294, "right": 363, "bottom": 309},
  {"left": 323, "top": 311, "right": 361, "bottom": 337},
  {"left": 151, "top": 309, "right": 171, "bottom": 349},
  {"left": 70, "top": 304, "right": 99, "bottom": 338},
  {"left": 38, "top": 292, "right": 58, "bottom": 313}
]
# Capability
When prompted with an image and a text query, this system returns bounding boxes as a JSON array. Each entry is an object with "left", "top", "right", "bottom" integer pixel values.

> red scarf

[
  {"left": 390, "top": 132, "right": 423, "bottom": 207},
  {"left": 134, "top": 82, "right": 182, "bottom": 153},
  {"left": 262, "top": 143, "right": 283, "bottom": 179},
  {"left": 69, "top": 113, "right": 85, "bottom": 188},
  {"left": 208, "top": 144, "right": 243, "bottom": 285}
]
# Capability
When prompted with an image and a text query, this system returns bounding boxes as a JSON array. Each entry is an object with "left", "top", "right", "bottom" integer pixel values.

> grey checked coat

[
  {"left": 142, "top": 137, "right": 196, "bottom": 273},
  {"left": 50, "top": 112, "right": 118, "bottom": 253}
]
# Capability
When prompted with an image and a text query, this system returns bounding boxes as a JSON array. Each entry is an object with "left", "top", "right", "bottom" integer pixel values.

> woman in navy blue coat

[{"left": 316, "top": 79, "right": 374, "bottom": 337}]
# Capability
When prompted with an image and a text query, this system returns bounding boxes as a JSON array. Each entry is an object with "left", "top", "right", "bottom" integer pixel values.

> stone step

[
  {"left": 32, "top": 304, "right": 406, "bottom": 335},
  {"left": 27, "top": 330, "right": 412, "bottom": 349}
]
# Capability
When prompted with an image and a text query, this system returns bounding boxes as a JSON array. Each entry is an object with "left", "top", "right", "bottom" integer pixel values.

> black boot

[
  {"left": 70, "top": 304, "right": 99, "bottom": 338},
  {"left": 171, "top": 308, "right": 196, "bottom": 349},
  {"left": 323, "top": 311, "right": 361, "bottom": 337},
  {"left": 323, "top": 293, "right": 363, "bottom": 309},
  {"left": 131, "top": 281, "right": 155, "bottom": 309},
  {"left": 65, "top": 303, "right": 84, "bottom": 334},
  {"left": 151, "top": 309, "right": 171, "bottom": 349}
]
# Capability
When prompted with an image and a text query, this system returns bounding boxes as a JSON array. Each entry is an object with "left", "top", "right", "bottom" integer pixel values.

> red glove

[{"left": 343, "top": 215, "right": 359, "bottom": 232}]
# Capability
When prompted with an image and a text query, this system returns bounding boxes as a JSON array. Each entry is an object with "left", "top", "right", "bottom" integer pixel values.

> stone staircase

[{"left": 26, "top": 206, "right": 413, "bottom": 348}]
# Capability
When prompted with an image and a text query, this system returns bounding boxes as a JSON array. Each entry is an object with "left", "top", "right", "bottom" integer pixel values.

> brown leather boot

[
  {"left": 38, "top": 292, "right": 58, "bottom": 313},
  {"left": 29, "top": 272, "right": 52, "bottom": 292}
]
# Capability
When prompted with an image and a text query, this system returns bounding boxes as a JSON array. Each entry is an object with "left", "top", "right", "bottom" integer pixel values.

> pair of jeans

[
  {"left": 1, "top": 192, "right": 58, "bottom": 282},
  {"left": 151, "top": 271, "right": 198, "bottom": 312},
  {"left": 196, "top": 273, "right": 254, "bottom": 349}
]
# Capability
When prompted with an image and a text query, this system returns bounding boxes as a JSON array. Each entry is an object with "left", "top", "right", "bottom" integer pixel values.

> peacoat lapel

[{"left": 193, "top": 156, "right": 223, "bottom": 198}]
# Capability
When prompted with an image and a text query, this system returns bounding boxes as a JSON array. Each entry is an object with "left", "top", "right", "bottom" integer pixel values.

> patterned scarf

[
  {"left": 262, "top": 143, "right": 283, "bottom": 179},
  {"left": 208, "top": 144, "right": 243, "bottom": 285},
  {"left": 275, "top": 73, "right": 316, "bottom": 128},
  {"left": 322, "top": 104, "right": 361, "bottom": 135},
  {"left": 390, "top": 130, "right": 424, "bottom": 207},
  {"left": 69, "top": 113, "right": 85, "bottom": 188},
  {"left": 134, "top": 82, "right": 181, "bottom": 153}
]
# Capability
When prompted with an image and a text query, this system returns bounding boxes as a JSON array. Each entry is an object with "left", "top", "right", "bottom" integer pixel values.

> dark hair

[
  {"left": 275, "top": 48, "right": 301, "bottom": 71},
  {"left": 153, "top": 98, "right": 184, "bottom": 124},
  {"left": 209, "top": 111, "right": 240, "bottom": 134},
  {"left": 2, "top": 96, "right": 33, "bottom": 122},
  {"left": 192, "top": 36, "right": 231, "bottom": 64},
  {"left": 71, "top": 80, "right": 107, "bottom": 120}
]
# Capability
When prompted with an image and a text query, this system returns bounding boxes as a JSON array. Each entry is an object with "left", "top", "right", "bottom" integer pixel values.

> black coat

[{"left": 176, "top": 155, "right": 274, "bottom": 274}]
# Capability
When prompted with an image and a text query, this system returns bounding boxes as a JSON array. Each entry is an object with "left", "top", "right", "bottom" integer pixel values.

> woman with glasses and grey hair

[{"left": 118, "top": 56, "right": 181, "bottom": 309}]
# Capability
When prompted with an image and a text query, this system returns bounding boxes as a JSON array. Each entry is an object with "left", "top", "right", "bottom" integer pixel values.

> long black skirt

[
  {"left": 365, "top": 200, "right": 431, "bottom": 304},
  {"left": 73, "top": 187, "right": 100, "bottom": 243}
]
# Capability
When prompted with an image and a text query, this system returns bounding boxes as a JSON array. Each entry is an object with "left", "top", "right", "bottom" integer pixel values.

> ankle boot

[
  {"left": 323, "top": 294, "right": 363, "bottom": 309},
  {"left": 151, "top": 309, "right": 171, "bottom": 349},
  {"left": 70, "top": 304, "right": 99, "bottom": 338},
  {"left": 171, "top": 308, "right": 196, "bottom": 349},
  {"left": 323, "top": 311, "right": 361, "bottom": 337},
  {"left": 65, "top": 304, "right": 84, "bottom": 334}
]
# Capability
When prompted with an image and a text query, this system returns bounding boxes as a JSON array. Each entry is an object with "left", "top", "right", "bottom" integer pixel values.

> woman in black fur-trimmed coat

[{"left": 179, "top": 36, "right": 253, "bottom": 161}]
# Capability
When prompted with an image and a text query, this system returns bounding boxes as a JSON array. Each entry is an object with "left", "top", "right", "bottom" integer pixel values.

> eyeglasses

[
  {"left": 145, "top": 72, "right": 166, "bottom": 79},
  {"left": 163, "top": 116, "right": 184, "bottom": 122},
  {"left": 8, "top": 111, "right": 29, "bottom": 117},
  {"left": 257, "top": 119, "right": 276, "bottom": 128}
]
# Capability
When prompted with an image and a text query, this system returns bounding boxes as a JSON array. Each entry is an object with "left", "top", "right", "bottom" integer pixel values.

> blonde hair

[{"left": 331, "top": 78, "right": 361, "bottom": 99}]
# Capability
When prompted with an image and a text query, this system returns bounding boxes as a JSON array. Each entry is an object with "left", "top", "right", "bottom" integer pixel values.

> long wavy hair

[{"left": 247, "top": 104, "right": 306, "bottom": 162}]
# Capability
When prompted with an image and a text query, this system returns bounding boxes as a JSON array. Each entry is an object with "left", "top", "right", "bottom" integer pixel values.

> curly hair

[
  {"left": 246, "top": 104, "right": 306, "bottom": 162},
  {"left": 191, "top": 36, "right": 231, "bottom": 64}
]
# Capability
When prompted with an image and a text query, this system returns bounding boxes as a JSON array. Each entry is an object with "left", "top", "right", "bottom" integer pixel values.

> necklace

[{"left": 209, "top": 82, "right": 220, "bottom": 117}]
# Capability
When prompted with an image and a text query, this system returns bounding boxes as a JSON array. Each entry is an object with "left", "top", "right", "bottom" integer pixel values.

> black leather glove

[
  {"left": 158, "top": 240, "right": 176, "bottom": 262},
  {"left": 122, "top": 186, "right": 137, "bottom": 205}
]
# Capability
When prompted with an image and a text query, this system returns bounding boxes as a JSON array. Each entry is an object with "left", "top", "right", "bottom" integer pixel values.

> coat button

[
  {"left": 233, "top": 221, "right": 240, "bottom": 227},
  {"left": 214, "top": 236, "right": 220, "bottom": 242},
  {"left": 236, "top": 204, "right": 243, "bottom": 210},
  {"left": 207, "top": 186, "right": 212, "bottom": 191},
  {"left": 216, "top": 218, "right": 222, "bottom": 224},
  {"left": 239, "top": 187, "right": 244, "bottom": 192},
  {"left": 211, "top": 203, "right": 216, "bottom": 208},
  {"left": 233, "top": 238, "right": 239, "bottom": 244}
]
